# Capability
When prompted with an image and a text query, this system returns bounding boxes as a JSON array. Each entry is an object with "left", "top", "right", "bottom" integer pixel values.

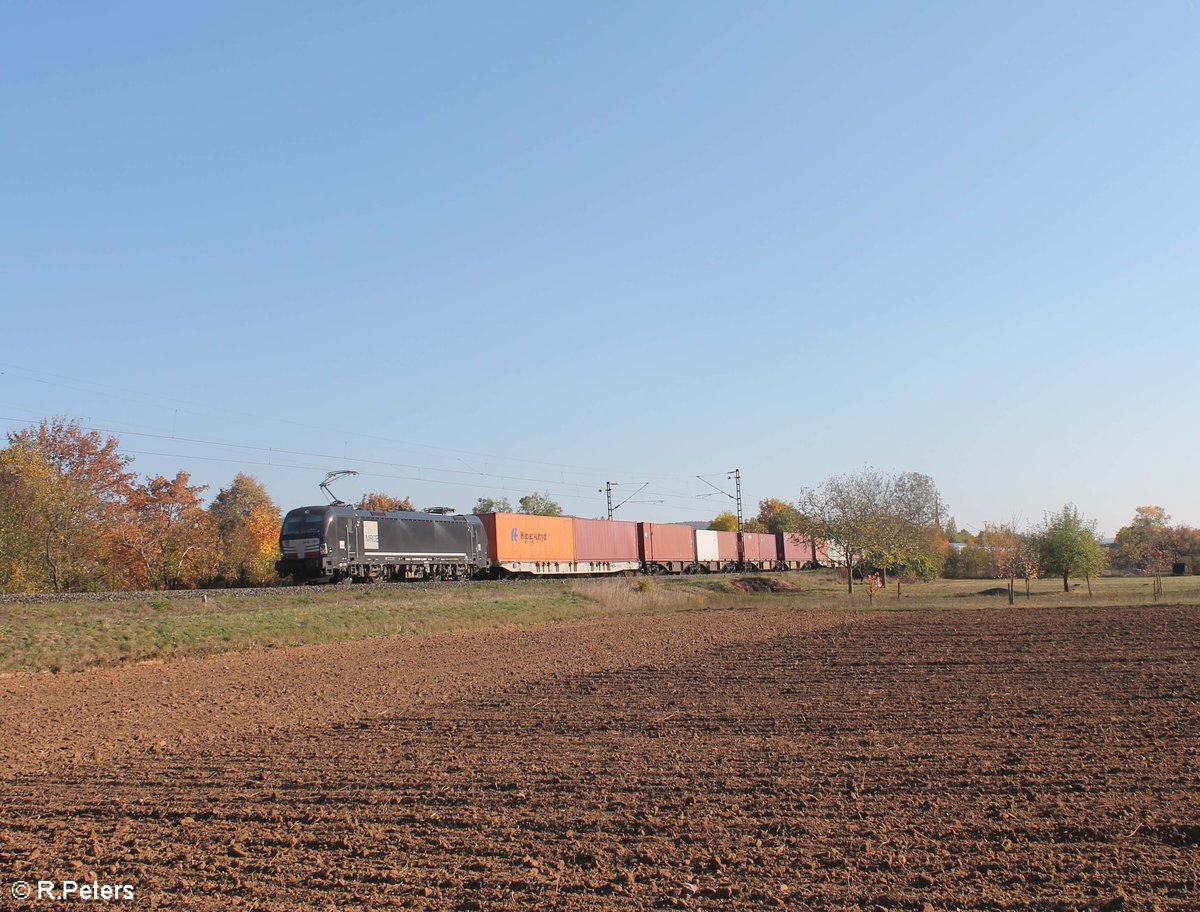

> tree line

[
  {"left": 472, "top": 493, "right": 563, "bottom": 516},
  {"left": 708, "top": 468, "right": 1197, "bottom": 597},
  {"left": 4, "top": 421, "right": 1195, "bottom": 594},
  {"left": 0, "top": 419, "right": 577, "bottom": 593},
  {"left": 0, "top": 420, "right": 283, "bottom": 592}
]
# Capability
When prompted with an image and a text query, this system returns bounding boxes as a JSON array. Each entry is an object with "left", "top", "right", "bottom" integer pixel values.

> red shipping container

[
  {"left": 716, "top": 530, "right": 739, "bottom": 561},
  {"left": 781, "top": 532, "right": 815, "bottom": 562},
  {"left": 741, "top": 532, "right": 779, "bottom": 562},
  {"left": 574, "top": 518, "right": 639, "bottom": 561},
  {"left": 638, "top": 523, "right": 696, "bottom": 562}
]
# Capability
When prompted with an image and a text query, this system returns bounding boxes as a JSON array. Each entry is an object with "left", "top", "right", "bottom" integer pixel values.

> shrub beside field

[{"left": 2, "top": 572, "right": 1198, "bottom": 675}]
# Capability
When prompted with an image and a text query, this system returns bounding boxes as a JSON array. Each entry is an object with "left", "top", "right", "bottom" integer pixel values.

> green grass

[{"left": 1, "top": 571, "right": 1197, "bottom": 675}]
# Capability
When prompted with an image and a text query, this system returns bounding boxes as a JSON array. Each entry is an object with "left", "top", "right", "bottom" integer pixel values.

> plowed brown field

[{"left": 2, "top": 605, "right": 1197, "bottom": 911}]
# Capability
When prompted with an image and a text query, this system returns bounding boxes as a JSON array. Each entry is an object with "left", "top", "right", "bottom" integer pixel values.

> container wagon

[
  {"left": 638, "top": 522, "right": 697, "bottom": 574},
  {"left": 740, "top": 532, "right": 781, "bottom": 571},
  {"left": 573, "top": 517, "right": 640, "bottom": 575},
  {"left": 477, "top": 512, "right": 576, "bottom": 576},
  {"left": 695, "top": 529, "right": 739, "bottom": 572},
  {"left": 780, "top": 532, "right": 824, "bottom": 570}
]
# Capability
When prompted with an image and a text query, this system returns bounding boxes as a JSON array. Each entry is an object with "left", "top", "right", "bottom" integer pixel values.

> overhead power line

[
  {"left": 0, "top": 412, "right": 735, "bottom": 517},
  {"left": 1, "top": 416, "right": 722, "bottom": 518},
  {"left": 0, "top": 364, "right": 705, "bottom": 481}
]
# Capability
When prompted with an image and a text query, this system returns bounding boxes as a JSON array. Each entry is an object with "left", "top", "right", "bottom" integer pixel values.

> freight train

[{"left": 277, "top": 505, "right": 830, "bottom": 584}]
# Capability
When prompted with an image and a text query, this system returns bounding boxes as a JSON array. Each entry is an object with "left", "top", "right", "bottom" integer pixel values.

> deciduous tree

[
  {"left": 1037, "top": 504, "right": 1107, "bottom": 594},
  {"left": 357, "top": 492, "right": 414, "bottom": 512},
  {"left": 1, "top": 419, "right": 135, "bottom": 592},
  {"left": 756, "top": 499, "right": 801, "bottom": 533},
  {"left": 473, "top": 496, "right": 512, "bottom": 514},
  {"left": 979, "top": 521, "right": 1025, "bottom": 603},
  {"left": 115, "top": 472, "right": 214, "bottom": 590},
  {"left": 798, "top": 468, "right": 891, "bottom": 595},
  {"left": 1114, "top": 505, "right": 1173, "bottom": 572},
  {"left": 209, "top": 473, "right": 281, "bottom": 585},
  {"left": 517, "top": 491, "right": 562, "bottom": 516},
  {"left": 0, "top": 445, "right": 55, "bottom": 591},
  {"left": 708, "top": 512, "right": 739, "bottom": 532},
  {"left": 870, "top": 472, "right": 947, "bottom": 589}
]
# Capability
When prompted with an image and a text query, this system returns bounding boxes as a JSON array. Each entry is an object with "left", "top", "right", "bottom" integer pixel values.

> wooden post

[{"left": 1086, "top": 573, "right": 1092, "bottom": 598}]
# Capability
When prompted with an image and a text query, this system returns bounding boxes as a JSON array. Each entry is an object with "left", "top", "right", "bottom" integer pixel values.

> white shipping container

[
  {"left": 826, "top": 541, "right": 847, "bottom": 566},
  {"left": 695, "top": 529, "right": 720, "bottom": 562}
]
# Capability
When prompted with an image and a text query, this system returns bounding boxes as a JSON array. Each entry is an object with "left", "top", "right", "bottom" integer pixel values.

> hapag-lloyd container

[
  {"left": 574, "top": 518, "right": 639, "bottom": 561},
  {"left": 478, "top": 513, "right": 575, "bottom": 563}
]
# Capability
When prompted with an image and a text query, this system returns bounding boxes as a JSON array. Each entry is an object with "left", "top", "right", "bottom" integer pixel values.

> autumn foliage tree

[
  {"left": 708, "top": 512, "right": 739, "bottom": 532},
  {"left": 0, "top": 419, "right": 135, "bottom": 592},
  {"left": 756, "top": 499, "right": 802, "bottom": 533},
  {"left": 1113, "top": 506, "right": 1191, "bottom": 573},
  {"left": 208, "top": 473, "right": 282, "bottom": 586},
  {"left": 0, "top": 445, "right": 55, "bottom": 591},
  {"left": 0, "top": 419, "right": 291, "bottom": 592},
  {"left": 979, "top": 521, "right": 1025, "bottom": 603},
  {"left": 114, "top": 472, "right": 214, "bottom": 590},
  {"left": 357, "top": 492, "right": 414, "bottom": 512}
]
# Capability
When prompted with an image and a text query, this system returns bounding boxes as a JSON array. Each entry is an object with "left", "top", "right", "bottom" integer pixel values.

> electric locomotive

[{"left": 277, "top": 505, "right": 489, "bottom": 583}]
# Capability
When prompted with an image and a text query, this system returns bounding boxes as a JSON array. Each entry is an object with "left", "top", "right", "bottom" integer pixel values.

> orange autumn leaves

[{"left": 0, "top": 419, "right": 283, "bottom": 592}]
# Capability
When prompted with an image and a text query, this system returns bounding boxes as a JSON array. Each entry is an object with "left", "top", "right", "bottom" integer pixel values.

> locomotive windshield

[{"left": 281, "top": 511, "right": 326, "bottom": 536}]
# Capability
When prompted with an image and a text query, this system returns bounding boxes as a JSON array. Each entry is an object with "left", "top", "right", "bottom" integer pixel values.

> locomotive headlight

[{"left": 320, "top": 542, "right": 328, "bottom": 555}]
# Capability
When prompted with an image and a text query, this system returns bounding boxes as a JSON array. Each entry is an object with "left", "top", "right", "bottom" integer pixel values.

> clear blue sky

[{"left": 2, "top": 2, "right": 1197, "bottom": 537}]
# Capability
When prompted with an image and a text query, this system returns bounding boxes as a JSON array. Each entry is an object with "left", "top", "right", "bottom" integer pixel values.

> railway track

[
  {"left": 0, "top": 573, "right": 622, "bottom": 606},
  {"left": 0, "top": 578, "right": 491, "bottom": 606}
]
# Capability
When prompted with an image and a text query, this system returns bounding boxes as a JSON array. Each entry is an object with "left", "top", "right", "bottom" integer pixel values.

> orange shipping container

[{"left": 478, "top": 513, "right": 576, "bottom": 563}]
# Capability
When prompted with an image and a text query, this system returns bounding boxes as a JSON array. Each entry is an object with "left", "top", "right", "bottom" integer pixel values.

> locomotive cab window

[{"left": 282, "top": 512, "right": 325, "bottom": 536}]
